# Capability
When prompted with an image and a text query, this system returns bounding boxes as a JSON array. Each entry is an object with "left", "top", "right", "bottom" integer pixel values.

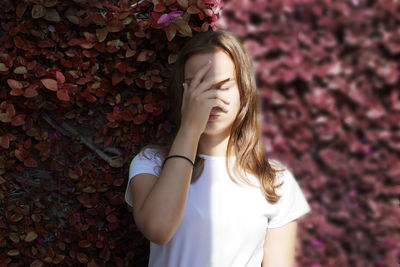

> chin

[{"left": 202, "top": 124, "right": 232, "bottom": 137}]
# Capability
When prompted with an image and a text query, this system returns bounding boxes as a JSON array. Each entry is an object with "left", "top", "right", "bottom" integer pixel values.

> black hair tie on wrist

[{"left": 162, "top": 155, "right": 195, "bottom": 168}]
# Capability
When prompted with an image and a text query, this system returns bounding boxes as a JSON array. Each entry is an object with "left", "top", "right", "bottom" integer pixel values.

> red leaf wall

[{"left": 0, "top": 0, "right": 221, "bottom": 265}]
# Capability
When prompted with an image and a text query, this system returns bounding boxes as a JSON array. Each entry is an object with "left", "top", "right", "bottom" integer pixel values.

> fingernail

[{"left": 207, "top": 60, "right": 212, "bottom": 65}]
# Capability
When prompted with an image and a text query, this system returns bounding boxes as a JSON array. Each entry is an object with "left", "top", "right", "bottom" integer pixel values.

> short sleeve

[
  {"left": 124, "top": 148, "right": 164, "bottom": 207},
  {"left": 267, "top": 165, "right": 311, "bottom": 228}
]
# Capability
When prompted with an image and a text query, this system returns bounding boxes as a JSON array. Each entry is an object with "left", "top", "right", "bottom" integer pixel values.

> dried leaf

[
  {"left": 107, "top": 18, "right": 124, "bottom": 32},
  {"left": 78, "top": 240, "right": 91, "bottom": 248},
  {"left": 96, "top": 28, "right": 108, "bottom": 42},
  {"left": 80, "top": 41, "right": 94, "bottom": 49},
  {"left": 14, "top": 66, "right": 27, "bottom": 74},
  {"left": 30, "top": 260, "right": 43, "bottom": 267},
  {"left": 31, "top": 214, "right": 41, "bottom": 223},
  {"left": 108, "top": 156, "right": 122, "bottom": 168},
  {"left": 10, "top": 87, "right": 24, "bottom": 96},
  {"left": 24, "top": 231, "right": 38, "bottom": 242},
  {"left": 7, "top": 79, "right": 23, "bottom": 90},
  {"left": 44, "top": 8, "right": 61, "bottom": 22},
  {"left": 53, "top": 255, "right": 64, "bottom": 264},
  {"left": 38, "top": 39, "right": 55, "bottom": 48},
  {"left": 24, "top": 157, "right": 38, "bottom": 168},
  {"left": 66, "top": 14, "right": 80, "bottom": 24},
  {"left": 0, "top": 135, "right": 9, "bottom": 149},
  {"left": 87, "top": 11, "right": 106, "bottom": 25},
  {"left": 125, "top": 48, "right": 136, "bottom": 58},
  {"left": 32, "top": 5, "right": 46, "bottom": 19},
  {"left": 82, "top": 186, "right": 96, "bottom": 193},
  {"left": 87, "top": 259, "right": 99, "bottom": 267},
  {"left": 57, "top": 89, "right": 70, "bottom": 101},
  {"left": 144, "top": 103, "right": 153, "bottom": 113},
  {"left": 145, "top": 80, "right": 153, "bottom": 90},
  {"left": 9, "top": 233, "right": 20, "bottom": 243},
  {"left": 68, "top": 38, "right": 81, "bottom": 46},
  {"left": 16, "top": 2, "right": 28, "bottom": 18},
  {"left": 112, "top": 72, "right": 125, "bottom": 86},
  {"left": 11, "top": 114, "right": 26, "bottom": 126},
  {"left": 56, "top": 71, "right": 65, "bottom": 84},
  {"left": 165, "top": 24, "right": 177, "bottom": 42},
  {"left": 8, "top": 249, "right": 20, "bottom": 256},
  {"left": 133, "top": 113, "right": 148, "bottom": 125},
  {"left": 177, "top": 0, "right": 188, "bottom": 8},
  {"left": 106, "top": 214, "right": 117, "bottom": 223},
  {"left": 113, "top": 178, "right": 124, "bottom": 186},
  {"left": 24, "top": 84, "right": 39, "bottom": 98},
  {"left": 77, "top": 252, "right": 89, "bottom": 263},
  {"left": 154, "top": 4, "right": 166, "bottom": 12},
  {"left": 41, "top": 79, "right": 58, "bottom": 91},
  {"left": 187, "top": 5, "right": 200, "bottom": 14},
  {"left": 136, "top": 50, "right": 154, "bottom": 62},
  {"left": 0, "top": 62, "right": 8, "bottom": 71}
]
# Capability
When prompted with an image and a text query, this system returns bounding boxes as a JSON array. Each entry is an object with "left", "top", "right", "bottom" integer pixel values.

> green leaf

[
  {"left": 31, "top": 5, "right": 46, "bottom": 19},
  {"left": 24, "top": 231, "right": 38, "bottom": 242},
  {"left": 173, "top": 17, "right": 192, "bottom": 37},
  {"left": 44, "top": 8, "right": 60, "bottom": 22}
]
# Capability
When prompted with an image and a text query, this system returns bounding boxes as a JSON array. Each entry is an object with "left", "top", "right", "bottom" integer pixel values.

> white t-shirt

[{"left": 125, "top": 148, "right": 311, "bottom": 267}]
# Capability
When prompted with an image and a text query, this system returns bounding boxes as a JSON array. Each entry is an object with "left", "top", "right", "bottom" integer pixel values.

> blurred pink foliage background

[{"left": 219, "top": 0, "right": 400, "bottom": 266}]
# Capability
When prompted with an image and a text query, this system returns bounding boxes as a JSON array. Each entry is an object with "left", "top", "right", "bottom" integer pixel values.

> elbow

[
  {"left": 146, "top": 227, "right": 173, "bottom": 245},
  {"left": 133, "top": 210, "right": 176, "bottom": 245},
  {"left": 139, "top": 220, "right": 174, "bottom": 245},
  {"left": 152, "top": 234, "right": 171, "bottom": 246}
]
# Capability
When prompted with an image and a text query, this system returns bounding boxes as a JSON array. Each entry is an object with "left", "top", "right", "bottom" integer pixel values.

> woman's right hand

[{"left": 180, "top": 60, "right": 232, "bottom": 136}]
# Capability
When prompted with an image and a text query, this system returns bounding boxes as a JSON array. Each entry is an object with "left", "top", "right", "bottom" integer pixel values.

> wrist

[{"left": 177, "top": 126, "right": 201, "bottom": 140}]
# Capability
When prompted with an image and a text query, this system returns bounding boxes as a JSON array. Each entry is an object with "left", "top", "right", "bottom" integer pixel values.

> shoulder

[
  {"left": 129, "top": 147, "right": 166, "bottom": 171},
  {"left": 267, "top": 158, "right": 297, "bottom": 188},
  {"left": 134, "top": 145, "right": 167, "bottom": 163},
  {"left": 128, "top": 146, "right": 167, "bottom": 178},
  {"left": 139, "top": 147, "right": 164, "bottom": 159},
  {"left": 268, "top": 158, "right": 288, "bottom": 182},
  {"left": 268, "top": 158, "right": 287, "bottom": 171}
]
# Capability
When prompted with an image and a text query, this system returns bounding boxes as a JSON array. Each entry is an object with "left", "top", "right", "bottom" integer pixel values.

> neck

[{"left": 197, "top": 132, "right": 231, "bottom": 157}]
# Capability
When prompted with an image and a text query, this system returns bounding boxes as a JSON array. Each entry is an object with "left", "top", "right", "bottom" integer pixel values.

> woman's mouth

[{"left": 208, "top": 115, "right": 220, "bottom": 121}]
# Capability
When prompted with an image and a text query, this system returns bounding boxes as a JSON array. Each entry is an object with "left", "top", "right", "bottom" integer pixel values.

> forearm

[{"left": 139, "top": 127, "right": 200, "bottom": 244}]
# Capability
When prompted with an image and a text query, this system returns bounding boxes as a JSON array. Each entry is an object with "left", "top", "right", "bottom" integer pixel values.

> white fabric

[{"left": 125, "top": 148, "right": 311, "bottom": 267}]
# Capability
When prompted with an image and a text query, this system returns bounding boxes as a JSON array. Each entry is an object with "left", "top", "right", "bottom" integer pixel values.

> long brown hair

[{"left": 141, "top": 30, "right": 284, "bottom": 204}]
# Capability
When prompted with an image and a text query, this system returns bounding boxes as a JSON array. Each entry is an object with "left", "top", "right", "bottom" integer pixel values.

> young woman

[{"left": 125, "top": 30, "right": 311, "bottom": 267}]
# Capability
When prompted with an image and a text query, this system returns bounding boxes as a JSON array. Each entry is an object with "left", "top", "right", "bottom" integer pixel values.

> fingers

[
  {"left": 209, "top": 98, "right": 229, "bottom": 113},
  {"left": 182, "top": 82, "right": 188, "bottom": 94},
  {"left": 185, "top": 60, "right": 234, "bottom": 97},
  {"left": 202, "top": 88, "right": 231, "bottom": 105},
  {"left": 194, "top": 72, "right": 233, "bottom": 96},
  {"left": 187, "top": 60, "right": 213, "bottom": 91}
]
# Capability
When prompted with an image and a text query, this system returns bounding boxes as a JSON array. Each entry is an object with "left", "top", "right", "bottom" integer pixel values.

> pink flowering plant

[
  {"left": 157, "top": 10, "right": 185, "bottom": 26},
  {"left": 152, "top": 0, "right": 225, "bottom": 41}
]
